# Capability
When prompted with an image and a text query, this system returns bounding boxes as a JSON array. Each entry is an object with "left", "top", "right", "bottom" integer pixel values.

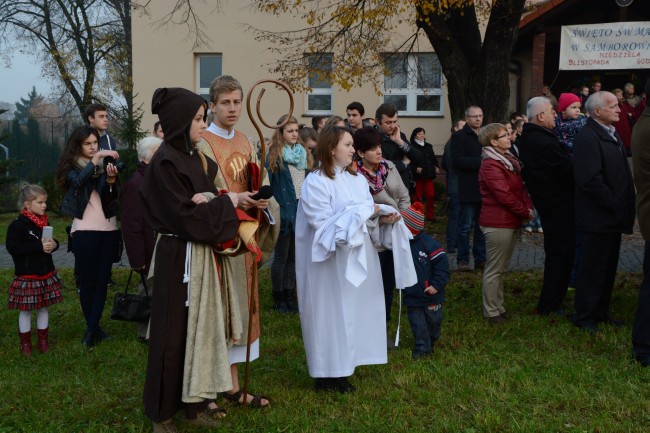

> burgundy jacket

[
  {"left": 478, "top": 157, "right": 532, "bottom": 229},
  {"left": 121, "top": 162, "right": 156, "bottom": 273}
]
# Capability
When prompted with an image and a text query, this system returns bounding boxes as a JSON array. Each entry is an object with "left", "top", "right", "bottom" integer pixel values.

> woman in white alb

[{"left": 295, "top": 125, "right": 391, "bottom": 393}]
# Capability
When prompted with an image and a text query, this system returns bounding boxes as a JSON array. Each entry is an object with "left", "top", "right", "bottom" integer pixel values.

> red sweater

[{"left": 479, "top": 158, "right": 532, "bottom": 228}]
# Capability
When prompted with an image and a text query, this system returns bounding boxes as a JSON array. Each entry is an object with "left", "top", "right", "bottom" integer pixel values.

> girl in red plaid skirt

[{"left": 7, "top": 184, "right": 62, "bottom": 356}]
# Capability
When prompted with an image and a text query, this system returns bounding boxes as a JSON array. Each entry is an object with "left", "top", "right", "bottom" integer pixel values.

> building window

[
  {"left": 305, "top": 54, "right": 333, "bottom": 114},
  {"left": 196, "top": 54, "right": 223, "bottom": 102},
  {"left": 383, "top": 53, "right": 443, "bottom": 116}
]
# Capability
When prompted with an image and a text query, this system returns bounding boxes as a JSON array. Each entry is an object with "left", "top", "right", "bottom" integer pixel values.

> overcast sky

[{"left": 0, "top": 51, "right": 51, "bottom": 108}]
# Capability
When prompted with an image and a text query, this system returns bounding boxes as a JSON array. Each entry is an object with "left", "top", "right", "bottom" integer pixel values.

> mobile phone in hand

[{"left": 42, "top": 226, "right": 53, "bottom": 242}]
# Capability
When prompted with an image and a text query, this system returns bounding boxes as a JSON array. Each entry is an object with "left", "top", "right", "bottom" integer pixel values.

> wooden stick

[{"left": 242, "top": 79, "right": 294, "bottom": 409}]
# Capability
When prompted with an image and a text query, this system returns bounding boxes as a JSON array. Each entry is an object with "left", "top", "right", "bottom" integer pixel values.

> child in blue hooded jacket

[{"left": 401, "top": 202, "right": 450, "bottom": 359}]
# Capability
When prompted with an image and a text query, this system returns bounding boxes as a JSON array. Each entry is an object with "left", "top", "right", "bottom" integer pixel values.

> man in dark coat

[
  {"left": 140, "top": 87, "right": 239, "bottom": 431},
  {"left": 374, "top": 103, "right": 423, "bottom": 193},
  {"left": 631, "top": 78, "right": 650, "bottom": 366},
  {"left": 451, "top": 106, "right": 486, "bottom": 270},
  {"left": 518, "top": 96, "right": 575, "bottom": 316},
  {"left": 121, "top": 136, "right": 161, "bottom": 341},
  {"left": 572, "top": 91, "right": 636, "bottom": 333}
]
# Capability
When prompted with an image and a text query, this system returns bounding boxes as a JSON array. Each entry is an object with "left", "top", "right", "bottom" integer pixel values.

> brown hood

[{"left": 152, "top": 88, "right": 207, "bottom": 154}]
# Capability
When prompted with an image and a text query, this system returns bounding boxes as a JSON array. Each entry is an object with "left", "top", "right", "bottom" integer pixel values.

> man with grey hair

[
  {"left": 571, "top": 91, "right": 635, "bottom": 333},
  {"left": 518, "top": 96, "right": 574, "bottom": 316},
  {"left": 451, "top": 105, "right": 486, "bottom": 271},
  {"left": 121, "top": 136, "right": 162, "bottom": 341}
]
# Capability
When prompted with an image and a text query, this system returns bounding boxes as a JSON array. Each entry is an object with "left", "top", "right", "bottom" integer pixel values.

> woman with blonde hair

[{"left": 267, "top": 114, "right": 312, "bottom": 312}]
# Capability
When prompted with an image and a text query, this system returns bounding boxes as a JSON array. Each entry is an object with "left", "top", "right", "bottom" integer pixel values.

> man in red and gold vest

[{"left": 197, "top": 75, "right": 279, "bottom": 410}]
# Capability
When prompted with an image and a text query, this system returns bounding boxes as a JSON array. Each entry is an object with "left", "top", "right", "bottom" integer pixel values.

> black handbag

[{"left": 110, "top": 270, "right": 151, "bottom": 322}]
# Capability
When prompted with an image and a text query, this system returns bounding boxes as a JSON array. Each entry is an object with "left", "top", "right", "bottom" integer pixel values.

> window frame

[
  {"left": 195, "top": 54, "right": 223, "bottom": 102},
  {"left": 382, "top": 53, "right": 444, "bottom": 117},
  {"left": 304, "top": 53, "right": 334, "bottom": 116}
]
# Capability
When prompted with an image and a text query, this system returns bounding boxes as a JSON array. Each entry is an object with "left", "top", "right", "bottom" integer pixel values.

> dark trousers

[
  {"left": 378, "top": 250, "right": 395, "bottom": 322},
  {"left": 271, "top": 232, "right": 295, "bottom": 295},
  {"left": 457, "top": 202, "right": 486, "bottom": 265},
  {"left": 73, "top": 230, "right": 119, "bottom": 333},
  {"left": 573, "top": 231, "right": 622, "bottom": 326},
  {"left": 407, "top": 305, "right": 443, "bottom": 358},
  {"left": 633, "top": 241, "right": 650, "bottom": 364},
  {"left": 446, "top": 192, "right": 460, "bottom": 251},
  {"left": 536, "top": 212, "right": 575, "bottom": 313}
]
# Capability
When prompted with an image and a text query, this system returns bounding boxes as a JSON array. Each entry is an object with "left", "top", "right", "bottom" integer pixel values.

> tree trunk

[{"left": 418, "top": 0, "right": 526, "bottom": 124}]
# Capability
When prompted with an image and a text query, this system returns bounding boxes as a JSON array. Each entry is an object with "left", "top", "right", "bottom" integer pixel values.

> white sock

[
  {"left": 18, "top": 311, "right": 31, "bottom": 333},
  {"left": 37, "top": 308, "right": 49, "bottom": 330}
]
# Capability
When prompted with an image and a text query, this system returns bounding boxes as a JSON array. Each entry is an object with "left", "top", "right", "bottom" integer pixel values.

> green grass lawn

[
  {"left": 0, "top": 267, "right": 648, "bottom": 433},
  {"left": 0, "top": 213, "right": 72, "bottom": 244}
]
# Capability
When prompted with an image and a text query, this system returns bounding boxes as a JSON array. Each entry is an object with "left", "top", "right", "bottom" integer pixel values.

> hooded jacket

[{"left": 140, "top": 87, "right": 238, "bottom": 243}]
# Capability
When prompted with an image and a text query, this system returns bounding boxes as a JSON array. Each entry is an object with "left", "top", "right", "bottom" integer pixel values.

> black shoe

[
  {"left": 95, "top": 329, "right": 113, "bottom": 343},
  {"left": 599, "top": 317, "right": 624, "bottom": 327},
  {"left": 571, "top": 318, "right": 600, "bottom": 334},
  {"left": 273, "top": 302, "right": 291, "bottom": 313},
  {"left": 314, "top": 378, "right": 337, "bottom": 392},
  {"left": 285, "top": 290, "right": 298, "bottom": 314},
  {"left": 81, "top": 330, "right": 95, "bottom": 349},
  {"left": 272, "top": 291, "right": 290, "bottom": 313},
  {"left": 335, "top": 377, "right": 356, "bottom": 393},
  {"left": 635, "top": 356, "right": 650, "bottom": 367},
  {"left": 538, "top": 308, "right": 565, "bottom": 317}
]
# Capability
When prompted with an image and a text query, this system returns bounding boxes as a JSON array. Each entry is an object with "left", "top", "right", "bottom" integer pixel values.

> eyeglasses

[
  {"left": 496, "top": 133, "right": 509, "bottom": 140},
  {"left": 538, "top": 110, "right": 557, "bottom": 116}
]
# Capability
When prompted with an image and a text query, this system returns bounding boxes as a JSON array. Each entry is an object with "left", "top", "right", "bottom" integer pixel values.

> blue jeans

[
  {"left": 446, "top": 192, "right": 460, "bottom": 251},
  {"left": 407, "top": 305, "right": 443, "bottom": 358},
  {"left": 457, "top": 203, "right": 486, "bottom": 265}
]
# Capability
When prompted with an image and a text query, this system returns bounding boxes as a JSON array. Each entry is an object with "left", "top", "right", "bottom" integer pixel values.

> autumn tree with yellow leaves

[{"left": 251, "top": 0, "right": 527, "bottom": 124}]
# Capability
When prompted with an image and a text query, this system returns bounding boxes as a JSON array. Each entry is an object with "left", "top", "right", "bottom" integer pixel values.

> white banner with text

[{"left": 559, "top": 21, "right": 650, "bottom": 70}]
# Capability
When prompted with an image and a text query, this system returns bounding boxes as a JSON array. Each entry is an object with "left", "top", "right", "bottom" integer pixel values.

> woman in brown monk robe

[{"left": 140, "top": 87, "right": 239, "bottom": 432}]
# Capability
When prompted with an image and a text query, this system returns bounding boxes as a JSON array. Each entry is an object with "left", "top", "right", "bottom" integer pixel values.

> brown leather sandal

[{"left": 221, "top": 390, "right": 270, "bottom": 409}]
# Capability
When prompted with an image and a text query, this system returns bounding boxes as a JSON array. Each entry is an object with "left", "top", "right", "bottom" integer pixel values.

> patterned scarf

[
  {"left": 356, "top": 158, "right": 389, "bottom": 195},
  {"left": 73, "top": 156, "right": 104, "bottom": 178},
  {"left": 21, "top": 209, "right": 49, "bottom": 229},
  {"left": 481, "top": 146, "right": 522, "bottom": 174},
  {"left": 282, "top": 143, "right": 307, "bottom": 170}
]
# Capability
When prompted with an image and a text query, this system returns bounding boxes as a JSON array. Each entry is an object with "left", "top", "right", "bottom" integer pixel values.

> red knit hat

[
  {"left": 401, "top": 202, "right": 425, "bottom": 235},
  {"left": 557, "top": 93, "right": 581, "bottom": 114}
]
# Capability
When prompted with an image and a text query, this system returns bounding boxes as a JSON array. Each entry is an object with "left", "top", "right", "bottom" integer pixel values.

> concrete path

[{"left": 0, "top": 227, "right": 643, "bottom": 273}]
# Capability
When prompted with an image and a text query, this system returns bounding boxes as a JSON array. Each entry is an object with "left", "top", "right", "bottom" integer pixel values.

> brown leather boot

[
  {"left": 19, "top": 331, "right": 32, "bottom": 356},
  {"left": 37, "top": 328, "right": 50, "bottom": 353}
]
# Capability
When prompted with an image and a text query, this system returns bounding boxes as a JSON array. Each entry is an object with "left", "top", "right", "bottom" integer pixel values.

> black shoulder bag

[{"left": 110, "top": 270, "right": 151, "bottom": 323}]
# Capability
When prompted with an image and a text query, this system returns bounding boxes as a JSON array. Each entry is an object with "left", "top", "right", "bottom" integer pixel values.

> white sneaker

[
  {"left": 537, "top": 227, "right": 544, "bottom": 233},
  {"left": 524, "top": 227, "right": 533, "bottom": 233}
]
